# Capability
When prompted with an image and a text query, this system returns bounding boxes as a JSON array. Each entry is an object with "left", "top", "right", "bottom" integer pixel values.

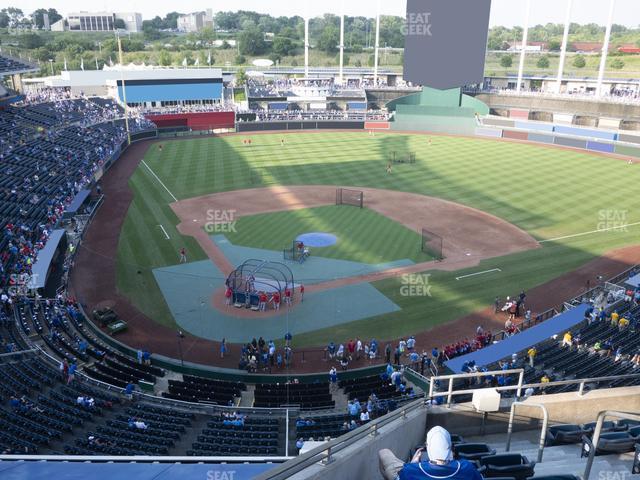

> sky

[{"left": 6, "top": 0, "right": 640, "bottom": 28}]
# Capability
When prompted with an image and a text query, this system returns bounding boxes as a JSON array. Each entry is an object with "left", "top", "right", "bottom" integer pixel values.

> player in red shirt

[
  {"left": 259, "top": 292, "right": 268, "bottom": 311},
  {"left": 284, "top": 288, "right": 292, "bottom": 306},
  {"left": 300, "top": 284, "right": 305, "bottom": 302},
  {"left": 272, "top": 291, "right": 281, "bottom": 310},
  {"left": 225, "top": 286, "right": 233, "bottom": 306}
]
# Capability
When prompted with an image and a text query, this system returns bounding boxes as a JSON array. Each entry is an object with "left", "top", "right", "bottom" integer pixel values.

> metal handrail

[
  {"left": 506, "top": 402, "right": 549, "bottom": 463},
  {"left": 583, "top": 410, "right": 640, "bottom": 479},
  {"left": 426, "top": 369, "right": 640, "bottom": 405},
  {"left": 428, "top": 368, "right": 525, "bottom": 406},
  {"left": 0, "top": 454, "right": 292, "bottom": 463},
  {"left": 253, "top": 398, "right": 426, "bottom": 480}
]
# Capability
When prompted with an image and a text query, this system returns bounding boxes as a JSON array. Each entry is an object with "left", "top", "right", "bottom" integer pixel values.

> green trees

[
  {"left": 317, "top": 25, "right": 339, "bottom": 53},
  {"left": 238, "top": 26, "right": 266, "bottom": 55},
  {"left": 610, "top": 57, "right": 625, "bottom": 70},
  {"left": 536, "top": 55, "right": 550, "bottom": 69},
  {"left": 572, "top": 55, "right": 586, "bottom": 68},
  {"left": 500, "top": 55, "right": 513, "bottom": 68}
]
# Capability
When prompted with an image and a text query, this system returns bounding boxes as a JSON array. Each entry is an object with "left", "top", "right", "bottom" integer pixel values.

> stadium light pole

[
  {"left": 339, "top": 0, "right": 345, "bottom": 84},
  {"left": 115, "top": 29, "right": 131, "bottom": 145},
  {"left": 596, "top": 0, "right": 616, "bottom": 98},
  {"left": 555, "top": 0, "right": 573, "bottom": 94},
  {"left": 516, "top": 0, "right": 531, "bottom": 93},
  {"left": 304, "top": 17, "right": 310, "bottom": 78},
  {"left": 373, "top": 0, "right": 381, "bottom": 85}
]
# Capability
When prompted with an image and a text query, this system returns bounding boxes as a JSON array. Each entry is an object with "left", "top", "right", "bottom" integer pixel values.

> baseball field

[{"left": 114, "top": 131, "right": 640, "bottom": 348}]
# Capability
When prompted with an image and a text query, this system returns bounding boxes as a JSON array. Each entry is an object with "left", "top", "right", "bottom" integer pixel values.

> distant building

[
  {"left": 177, "top": 11, "right": 214, "bottom": 32},
  {"left": 51, "top": 11, "right": 142, "bottom": 33}
]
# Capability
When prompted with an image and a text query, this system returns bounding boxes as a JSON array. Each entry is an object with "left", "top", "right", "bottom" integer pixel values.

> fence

[{"left": 421, "top": 228, "right": 443, "bottom": 260}]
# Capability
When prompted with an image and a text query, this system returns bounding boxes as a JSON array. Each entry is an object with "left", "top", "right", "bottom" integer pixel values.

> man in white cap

[{"left": 379, "top": 426, "right": 482, "bottom": 480}]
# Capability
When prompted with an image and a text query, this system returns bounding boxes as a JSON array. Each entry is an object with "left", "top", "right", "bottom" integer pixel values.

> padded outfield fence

[
  {"left": 335, "top": 188, "right": 364, "bottom": 208},
  {"left": 421, "top": 228, "right": 443, "bottom": 260}
]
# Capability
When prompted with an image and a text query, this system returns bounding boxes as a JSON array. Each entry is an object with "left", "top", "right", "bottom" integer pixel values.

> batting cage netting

[
  {"left": 421, "top": 228, "right": 444, "bottom": 261},
  {"left": 336, "top": 188, "right": 364, "bottom": 208}
]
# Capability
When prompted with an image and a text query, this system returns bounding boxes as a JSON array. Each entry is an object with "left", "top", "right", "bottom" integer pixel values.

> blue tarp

[
  {"left": 0, "top": 461, "right": 274, "bottom": 480},
  {"left": 446, "top": 304, "right": 589, "bottom": 373},
  {"left": 626, "top": 273, "right": 640, "bottom": 289},
  {"left": 65, "top": 189, "right": 91, "bottom": 215},
  {"left": 28, "top": 229, "right": 66, "bottom": 289}
]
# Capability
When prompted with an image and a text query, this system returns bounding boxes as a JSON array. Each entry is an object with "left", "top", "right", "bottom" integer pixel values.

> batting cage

[
  {"left": 389, "top": 151, "right": 416, "bottom": 164},
  {"left": 336, "top": 188, "right": 364, "bottom": 208},
  {"left": 421, "top": 228, "right": 444, "bottom": 261},
  {"left": 226, "top": 259, "right": 295, "bottom": 307}
]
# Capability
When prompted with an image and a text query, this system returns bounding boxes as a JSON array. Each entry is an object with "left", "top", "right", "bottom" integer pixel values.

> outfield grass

[
  {"left": 224, "top": 205, "right": 434, "bottom": 264},
  {"left": 116, "top": 132, "right": 640, "bottom": 342}
]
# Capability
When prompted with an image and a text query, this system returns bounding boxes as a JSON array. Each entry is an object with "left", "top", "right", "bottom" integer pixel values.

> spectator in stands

[
  {"left": 527, "top": 346, "right": 537, "bottom": 367},
  {"left": 327, "top": 341, "right": 336, "bottom": 359},
  {"left": 562, "top": 331, "right": 573, "bottom": 348},
  {"left": 296, "top": 438, "right": 304, "bottom": 452},
  {"left": 540, "top": 373, "right": 550, "bottom": 394},
  {"left": 329, "top": 366, "right": 338, "bottom": 389},
  {"left": 67, "top": 361, "right": 77, "bottom": 384},
  {"left": 379, "top": 426, "right": 482, "bottom": 480},
  {"left": 385, "top": 343, "right": 392, "bottom": 364},
  {"left": 124, "top": 381, "right": 135, "bottom": 400}
]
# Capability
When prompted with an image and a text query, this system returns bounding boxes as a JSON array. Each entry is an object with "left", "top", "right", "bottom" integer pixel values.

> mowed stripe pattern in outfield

[{"left": 117, "top": 133, "right": 640, "bottom": 342}]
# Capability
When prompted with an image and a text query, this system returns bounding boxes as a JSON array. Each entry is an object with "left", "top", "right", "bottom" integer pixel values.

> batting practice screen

[
  {"left": 336, "top": 188, "right": 364, "bottom": 208},
  {"left": 422, "top": 228, "right": 443, "bottom": 261}
]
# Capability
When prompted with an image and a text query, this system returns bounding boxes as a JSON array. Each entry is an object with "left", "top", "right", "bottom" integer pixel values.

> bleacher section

[
  {"left": 0, "top": 54, "right": 38, "bottom": 76},
  {"left": 254, "top": 382, "right": 334, "bottom": 409}
]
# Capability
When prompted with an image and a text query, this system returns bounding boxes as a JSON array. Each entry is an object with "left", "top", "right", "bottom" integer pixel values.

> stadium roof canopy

[{"left": 0, "top": 54, "right": 39, "bottom": 76}]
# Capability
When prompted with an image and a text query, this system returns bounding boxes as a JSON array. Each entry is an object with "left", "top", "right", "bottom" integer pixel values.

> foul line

[
  {"left": 539, "top": 221, "right": 640, "bottom": 243},
  {"left": 158, "top": 225, "right": 170, "bottom": 240},
  {"left": 456, "top": 268, "right": 502, "bottom": 281},
  {"left": 141, "top": 159, "right": 178, "bottom": 203}
]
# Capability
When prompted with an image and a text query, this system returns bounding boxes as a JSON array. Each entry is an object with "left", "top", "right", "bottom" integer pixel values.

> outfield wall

[
  {"left": 478, "top": 117, "right": 640, "bottom": 158},
  {"left": 145, "top": 111, "right": 235, "bottom": 130},
  {"left": 236, "top": 120, "right": 365, "bottom": 132}
]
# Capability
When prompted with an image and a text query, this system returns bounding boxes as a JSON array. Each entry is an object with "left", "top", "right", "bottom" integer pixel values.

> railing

[
  {"left": 506, "top": 402, "right": 548, "bottom": 462},
  {"left": 0, "top": 454, "right": 292, "bottom": 463},
  {"left": 426, "top": 369, "right": 640, "bottom": 406},
  {"left": 253, "top": 398, "right": 425, "bottom": 480},
  {"left": 583, "top": 410, "right": 640, "bottom": 479},
  {"left": 428, "top": 369, "right": 526, "bottom": 406}
]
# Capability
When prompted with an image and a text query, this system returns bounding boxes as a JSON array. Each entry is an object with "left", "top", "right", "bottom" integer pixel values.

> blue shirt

[{"left": 399, "top": 460, "right": 482, "bottom": 480}]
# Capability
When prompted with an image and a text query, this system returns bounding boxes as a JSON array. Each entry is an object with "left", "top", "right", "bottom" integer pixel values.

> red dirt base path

[{"left": 70, "top": 137, "right": 640, "bottom": 374}]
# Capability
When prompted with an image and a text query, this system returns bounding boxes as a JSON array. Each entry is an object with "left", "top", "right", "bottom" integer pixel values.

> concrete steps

[{"left": 239, "top": 385, "right": 255, "bottom": 407}]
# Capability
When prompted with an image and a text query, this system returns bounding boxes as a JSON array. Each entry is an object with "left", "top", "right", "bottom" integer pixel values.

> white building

[
  {"left": 177, "top": 10, "right": 214, "bottom": 32},
  {"left": 51, "top": 11, "right": 142, "bottom": 33}
]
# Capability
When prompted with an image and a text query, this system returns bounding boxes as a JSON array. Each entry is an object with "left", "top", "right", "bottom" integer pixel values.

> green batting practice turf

[
  {"left": 116, "top": 132, "right": 640, "bottom": 345},
  {"left": 223, "top": 205, "right": 435, "bottom": 264}
]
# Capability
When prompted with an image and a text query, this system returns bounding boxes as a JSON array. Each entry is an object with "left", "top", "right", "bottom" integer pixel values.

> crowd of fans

[{"left": 0, "top": 94, "right": 154, "bottom": 294}]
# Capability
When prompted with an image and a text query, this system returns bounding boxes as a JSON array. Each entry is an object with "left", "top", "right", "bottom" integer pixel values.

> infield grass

[{"left": 223, "top": 205, "right": 435, "bottom": 264}]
